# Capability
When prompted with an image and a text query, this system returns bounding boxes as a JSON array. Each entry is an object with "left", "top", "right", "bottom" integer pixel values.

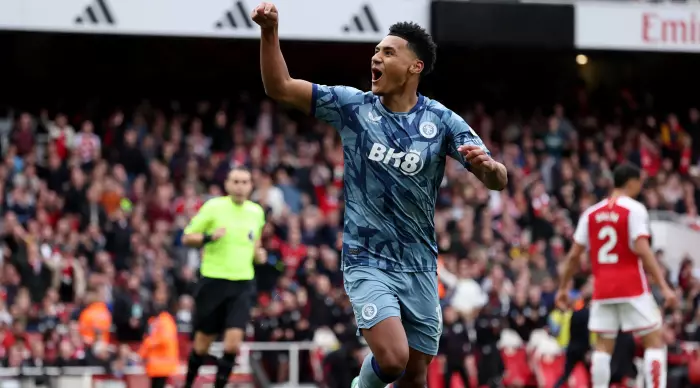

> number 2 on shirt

[{"left": 597, "top": 225, "right": 618, "bottom": 264}]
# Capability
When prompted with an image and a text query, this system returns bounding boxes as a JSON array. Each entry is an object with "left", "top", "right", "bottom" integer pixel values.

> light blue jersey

[{"left": 312, "top": 84, "right": 489, "bottom": 273}]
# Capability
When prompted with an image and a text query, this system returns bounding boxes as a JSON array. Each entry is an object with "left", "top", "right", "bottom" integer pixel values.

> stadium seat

[
  {"left": 534, "top": 353, "right": 565, "bottom": 388},
  {"left": 501, "top": 347, "right": 534, "bottom": 387},
  {"left": 568, "top": 363, "right": 590, "bottom": 388},
  {"left": 689, "top": 351, "right": 700, "bottom": 384}
]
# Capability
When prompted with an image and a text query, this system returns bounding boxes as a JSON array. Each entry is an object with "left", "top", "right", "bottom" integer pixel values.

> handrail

[{"left": 0, "top": 341, "right": 318, "bottom": 387}]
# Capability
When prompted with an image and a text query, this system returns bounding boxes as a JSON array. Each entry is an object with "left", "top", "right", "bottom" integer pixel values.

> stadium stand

[{"left": 1, "top": 3, "right": 700, "bottom": 387}]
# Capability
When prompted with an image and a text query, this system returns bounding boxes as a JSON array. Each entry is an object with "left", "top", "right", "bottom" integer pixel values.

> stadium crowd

[{"left": 0, "top": 88, "right": 699, "bottom": 385}]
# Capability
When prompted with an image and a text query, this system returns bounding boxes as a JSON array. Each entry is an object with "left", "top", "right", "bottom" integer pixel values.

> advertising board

[{"left": 0, "top": 0, "right": 429, "bottom": 42}]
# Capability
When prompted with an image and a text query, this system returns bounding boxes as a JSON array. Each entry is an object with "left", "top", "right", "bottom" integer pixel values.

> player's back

[{"left": 580, "top": 196, "right": 651, "bottom": 302}]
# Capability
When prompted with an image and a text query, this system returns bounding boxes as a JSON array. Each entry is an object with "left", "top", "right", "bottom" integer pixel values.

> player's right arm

[
  {"left": 253, "top": 3, "right": 312, "bottom": 114},
  {"left": 556, "top": 211, "right": 589, "bottom": 308},
  {"left": 253, "top": 2, "right": 362, "bottom": 127},
  {"left": 182, "top": 201, "right": 225, "bottom": 247}
]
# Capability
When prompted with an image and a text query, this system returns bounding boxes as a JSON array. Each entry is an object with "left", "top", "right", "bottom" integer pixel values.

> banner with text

[
  {"left": 0, "top": 0, "right": 429, "bottom": 42},
  {"left": 576, "top": 2, "right": 700, "bottom": 52}
]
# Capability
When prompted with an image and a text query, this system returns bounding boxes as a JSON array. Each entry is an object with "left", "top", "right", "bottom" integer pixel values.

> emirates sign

[{"left": 576, "top": 2, "right": 700, "bottom": 52}]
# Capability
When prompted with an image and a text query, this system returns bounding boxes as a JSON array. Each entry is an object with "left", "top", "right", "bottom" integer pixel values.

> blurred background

[{"left": 0, "top": 0, "right": 700, "bottom": 387}]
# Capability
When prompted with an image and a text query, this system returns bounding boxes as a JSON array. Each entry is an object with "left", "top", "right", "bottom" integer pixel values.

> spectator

[
  {"left": 45, "top": 113, "right": 75, "bottom": 161},
  {"left": 79, "top": 185, "right": 108, "bottom": 232},
  {"left": 438, "top": 259, "right": 487, "bottom": 317},
  {"left": 73, "top": 120, "right": 101, "bottom": 170},
  {"left": 11, "top": 113, "right": 35, "bottom": 157},
  {"left": 77, "top": 287, "right": 111, "bottom": 345},
  {"left": 15, "top": 244, "right": 55, "bottom": 304},
  {"left": 439, "top": 306, "right": 471, "bottom": 388},
  {"left": 112, "top": 274, "right": 148, "bottom": 342},
  {"left": 117, "top": 129, "right": 148, "bottom": 178}
]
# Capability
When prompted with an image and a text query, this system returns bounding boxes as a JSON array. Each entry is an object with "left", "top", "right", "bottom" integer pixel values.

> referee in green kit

[{"left": 181, "top": 166, "right": 267, "bottom": 388}]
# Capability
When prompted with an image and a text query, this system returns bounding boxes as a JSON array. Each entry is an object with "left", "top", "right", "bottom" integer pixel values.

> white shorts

[{"left": 588, "top": 293, "right": 662, "bottom": 336}]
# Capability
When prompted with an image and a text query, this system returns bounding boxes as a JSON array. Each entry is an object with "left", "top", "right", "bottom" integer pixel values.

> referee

[{"left": 182, "top": 167, "right": 267, "bottom": 388}]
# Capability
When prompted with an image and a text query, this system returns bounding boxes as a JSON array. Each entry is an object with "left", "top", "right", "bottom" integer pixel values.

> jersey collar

[{"left": 376, "top": 94, "right": 425, "bottom": 116}]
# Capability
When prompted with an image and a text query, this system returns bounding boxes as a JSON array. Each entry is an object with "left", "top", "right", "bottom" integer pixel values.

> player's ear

[{"left": 410, "top": 60, "right": 424, "bottom": 75}]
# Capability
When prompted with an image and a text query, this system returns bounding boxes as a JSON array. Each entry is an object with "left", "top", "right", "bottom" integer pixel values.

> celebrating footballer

[{"left": 252, "top": 3, "right": 507, "bottom": 387}]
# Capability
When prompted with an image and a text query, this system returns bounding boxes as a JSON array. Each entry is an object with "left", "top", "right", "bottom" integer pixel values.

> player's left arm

[
  {"left": 445, "top": 112, "right": 507, "bottom": 191},
  {"left": 630, "top": 206, "right": 676, "bottom": 305}
]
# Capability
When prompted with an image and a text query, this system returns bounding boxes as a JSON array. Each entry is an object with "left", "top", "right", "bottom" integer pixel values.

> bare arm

[
  {"left": 255, "top": 3, "right": 313, "bottom": 114},
  {"left": 558, "top": 243, "right": 585, "bottom": 293},
  {"left": 182, "top": 233, "right": 207, "bottom": 248},
  {"left": 634, "top": 237, "right": 671, "bottom": 291},
  {"left": 471, "top": 162, "right": 508, "bottom": 191},
  {"left": 254, "top": 237, "right": 267, "bottom": 264}
]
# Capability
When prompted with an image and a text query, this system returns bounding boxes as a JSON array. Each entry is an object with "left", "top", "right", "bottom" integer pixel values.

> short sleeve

[
  {"left": 628, "top": 205, "right": 651, "bottom": 241},
  {"left": 573, "top": 212, "right": 590, "bottom": 247},
  {"left": 311, "top": 84, "right": 364, "bottom": 130},
  {"left": 445, "top": 111, "right": 490, "bottom": 170},
  {"left": 184, "top": 200, "right": 213, "bottom": 234}
]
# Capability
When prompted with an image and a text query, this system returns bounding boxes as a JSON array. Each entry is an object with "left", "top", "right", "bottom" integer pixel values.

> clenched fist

[
  {"left": 251, "top": 2, "right": 278, "bottom": 30},
  {"left": 458, "top": 144, "right": 496, "bottom": 172}
]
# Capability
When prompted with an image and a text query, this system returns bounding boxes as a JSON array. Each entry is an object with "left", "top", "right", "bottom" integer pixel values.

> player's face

[
  {"left": 371, "top": 35, "right": 423, "bottom": 96},
  {"left": 226, "top": 170, "right": 253, "bottom": 201}
]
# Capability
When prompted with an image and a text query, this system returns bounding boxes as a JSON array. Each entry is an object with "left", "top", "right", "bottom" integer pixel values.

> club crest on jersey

[{"left": 419, "top": 121, "right": 438, "bottom": 139}]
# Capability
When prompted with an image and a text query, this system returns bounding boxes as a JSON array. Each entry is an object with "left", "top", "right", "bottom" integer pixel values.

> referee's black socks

[
  {"left": 185, "top": 351, "right": 206, "bottom": 388},
  {"left": 214, "top": 352, "right": 237, "bottom": 388}
]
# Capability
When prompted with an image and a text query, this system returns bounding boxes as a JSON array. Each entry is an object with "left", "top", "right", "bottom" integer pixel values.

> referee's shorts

[{"left": 193, "top": 277, "right": 254, "bottom": 335}]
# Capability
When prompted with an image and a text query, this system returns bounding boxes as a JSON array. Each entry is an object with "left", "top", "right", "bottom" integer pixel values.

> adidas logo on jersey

[{"left": 368, "top": 143, "right": 424, "bottom": 176}]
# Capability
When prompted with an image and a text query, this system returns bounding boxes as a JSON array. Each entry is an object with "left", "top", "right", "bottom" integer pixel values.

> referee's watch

[{"left": 202, "top": 233, "right": 213, "bottom": 245}]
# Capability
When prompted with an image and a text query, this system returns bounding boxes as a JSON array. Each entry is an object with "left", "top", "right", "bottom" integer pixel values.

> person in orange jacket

[
  {"left": 78, "top": 287, "right": 112, "bottom": 345},
  {"left": 139, "top": 285, "right": 179, "bottom": 388}
]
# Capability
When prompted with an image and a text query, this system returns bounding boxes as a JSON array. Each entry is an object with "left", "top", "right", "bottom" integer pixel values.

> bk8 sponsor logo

[{"left": 368, "top": 143, "right": 424, "bottom": 176}]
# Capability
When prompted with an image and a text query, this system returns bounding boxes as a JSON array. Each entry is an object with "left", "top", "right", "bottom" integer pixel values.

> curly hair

[{"left": 388, "top": 22, "right": 438, "bottom": 75}]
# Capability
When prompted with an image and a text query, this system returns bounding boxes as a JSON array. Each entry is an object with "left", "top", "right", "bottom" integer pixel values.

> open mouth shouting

[{"left": 371, "top": 68, "right": 383, "bottom": 83}]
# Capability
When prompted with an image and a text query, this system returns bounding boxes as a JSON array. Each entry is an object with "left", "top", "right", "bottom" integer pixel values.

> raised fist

[{"left": 251, "top": 2, "right": 278, "bottom": 30}]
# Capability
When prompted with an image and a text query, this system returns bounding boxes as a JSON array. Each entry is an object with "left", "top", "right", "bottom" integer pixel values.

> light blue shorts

[{"left": 343, "top": 266, "right": 442, "bottom": 356}]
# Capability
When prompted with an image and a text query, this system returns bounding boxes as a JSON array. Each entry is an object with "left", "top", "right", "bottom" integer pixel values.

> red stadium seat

[
  {"left": 689, "top": 351, "right": 700, "bottom": 385},
  {"left": 534, "top": 354, "right": 564, "bottom": 388},
  {"left": 568, "top": 363, "right": 590, "bottom": 388},
  {"left": 501, "top": 348, "right": 534, "bottom": 387}
]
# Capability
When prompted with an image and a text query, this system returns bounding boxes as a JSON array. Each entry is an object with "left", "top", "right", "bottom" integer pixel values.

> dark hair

[
  {"left": 613, "top": 162, "right": 642, "bottom": 188},
  {"left": 388, "top": 22, "right": 437, "bottom": 75},
  {"left": 230, "top": 165, "right": 252, "bottom": 175}
]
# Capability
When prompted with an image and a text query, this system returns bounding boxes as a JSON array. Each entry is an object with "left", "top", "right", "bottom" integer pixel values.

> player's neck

[
  {"left": 380, "top": 90, "right": 419, "bottom": 113},
  {"left": 610, "top": 189, "right": 629, "bottom": 200}
]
